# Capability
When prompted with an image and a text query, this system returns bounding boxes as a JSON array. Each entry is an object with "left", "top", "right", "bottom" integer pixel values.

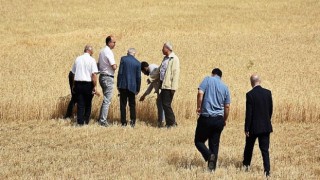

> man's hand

[
  {"left": 92, "top": 87, "right": 100, "bottom": 96},
  {"left": 196, "top": 107, "right": 201, "bottom": 115},
  {"left": 139, "top": 95, "right": 145, "bottom": 101},
  {"left": 72, "top": 86, "right": 75, "bottom": 94},
  {"left": 245, "top": 131, "right": 250, "bottom": 137}
]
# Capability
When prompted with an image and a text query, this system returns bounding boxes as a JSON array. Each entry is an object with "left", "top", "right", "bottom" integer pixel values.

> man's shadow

[
  {"left": 167, "top": 153, "right": 204, "bottom": 169},
  {"left": 51, "top": 95, "right": 70, "bottom": 119},
  {"left": 218, "top": 157, "right": 243, "bottom": 169}
]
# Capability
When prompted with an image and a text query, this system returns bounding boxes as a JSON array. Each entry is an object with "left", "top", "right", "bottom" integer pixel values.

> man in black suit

[
  {"left": 117, "top": 48, "right": 141, "bottom": 127},
  {"left": 243, "top": 74, "right": 273, "bottom": 177}
]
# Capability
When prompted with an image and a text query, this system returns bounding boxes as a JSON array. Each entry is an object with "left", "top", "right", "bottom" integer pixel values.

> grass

[{"left": 0, "top": 120, "right": 319, "bottom": 179}]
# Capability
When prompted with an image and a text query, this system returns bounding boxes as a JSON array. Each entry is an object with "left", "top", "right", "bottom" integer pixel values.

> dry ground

[{"left": 0, "top": 120, "right": 319, "bottom": 179}]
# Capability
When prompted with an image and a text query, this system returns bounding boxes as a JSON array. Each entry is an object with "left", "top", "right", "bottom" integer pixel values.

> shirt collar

[
  {"left": 105, "top": 46, "right": 111, "bottom": 50},
  {"left": 164, "top": 52, "right": 175, "bottom": 60},
  {"left": 168, "top": 52, "right": 175, "bottom": 58},
  {"left": 212, "top": 75, "right": 221, "bottom": 79},
  {"left": 84, "top": 53, "right": 90, "bottom": 56}
]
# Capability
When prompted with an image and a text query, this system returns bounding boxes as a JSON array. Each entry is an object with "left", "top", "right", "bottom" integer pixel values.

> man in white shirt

[
  {"left": 98, "top": 35, "right": 117, "bottom": 126},
  {"left": 71, "top": 45, "right": 99, "bottom": 125},
  {"left": 139, "top": 61, "right": 165, "bottom": 127}
]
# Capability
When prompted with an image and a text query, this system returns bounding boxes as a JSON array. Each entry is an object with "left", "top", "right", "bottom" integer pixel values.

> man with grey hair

[
  {"left": 159, "top": 42, "right": 180, "bottom": 128},
  {"left": 117, "top": 48, "right": 141, "bottom": 127},
  {"left": 98, "top": 35, "right": 117, "bottom": 127},
  {"left": 243, "top": 74, "right": 273, "bottom": 177},
  {"left": 71, "top": 45, "right": 98, "bottom": 125}
]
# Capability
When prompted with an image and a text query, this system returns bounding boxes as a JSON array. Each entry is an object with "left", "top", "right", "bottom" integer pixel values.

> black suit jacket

[{"left": 245, "top": 85, "right": 273, "bottom": 135}]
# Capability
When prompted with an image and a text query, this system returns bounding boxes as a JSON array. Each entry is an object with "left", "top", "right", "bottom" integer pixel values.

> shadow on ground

[{"left": 167, "top": 152, "right": 204, "bottom": 169}]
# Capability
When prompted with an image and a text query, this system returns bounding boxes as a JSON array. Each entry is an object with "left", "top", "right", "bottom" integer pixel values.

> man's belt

[{"left": 101, "top": 74, "right": 114, "bottom": 78}]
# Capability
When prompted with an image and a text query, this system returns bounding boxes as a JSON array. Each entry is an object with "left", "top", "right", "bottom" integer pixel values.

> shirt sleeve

[
  {"left": 198, "top": 77, "right": 208, "bottom": 92},
  {"left": 106, "top": 50, "right": 116, "bottom": 66},
  {"left": 224, "top": 88, "right": 231, "bottom": 104},
  {"left": 91, "top": 59, "right": 99, "bottom": 74},
  {"left": 143, "top": 83, "right": 154, "bottom": 96}
]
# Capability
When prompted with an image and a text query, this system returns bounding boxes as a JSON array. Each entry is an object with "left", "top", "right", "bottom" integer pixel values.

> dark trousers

[
  {"left": 195, "top": 115, "right": 224, "bottom": 163},
  {"left": 74, "top": 81, "right": 94, "bottom": 125},
  {"left": 65, "top": 71, "right": 76, "bottom": 118},
  {"left": 160, "top": 89, "right": 176, "bottom": 126},
  {"left": 243, "top": 133, "right": 270, "bottom": 173},
  {"left": 119, "top": 89, "right": 136, "bottom": 125}
]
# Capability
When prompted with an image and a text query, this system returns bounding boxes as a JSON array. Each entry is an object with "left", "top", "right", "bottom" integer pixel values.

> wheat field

[{"left": 1, "top": 0, "right": 320, "bottom": 179}]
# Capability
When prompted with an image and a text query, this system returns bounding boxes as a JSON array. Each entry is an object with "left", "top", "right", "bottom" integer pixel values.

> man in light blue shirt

[{"left": 195, "top": 68, "right": 230, "bottom": 171}]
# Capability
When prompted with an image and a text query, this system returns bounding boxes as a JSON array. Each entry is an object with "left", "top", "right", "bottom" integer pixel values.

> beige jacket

[{"left": 160, "top": 52, "right": 180, "bottom": 90}]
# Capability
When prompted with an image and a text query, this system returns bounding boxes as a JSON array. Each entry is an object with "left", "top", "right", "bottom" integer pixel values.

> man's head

[
  {"left": 212, "top": 68, "right": 222, "bottom": 77},
  {"left": 141, "top": 61, "right": 150, "bottom": 75},
  {"left": 84, "top": 45, "right": 93, "bottom": 56},
  {"left": 106, "top": 35, "right": 116, "bottom": 49},
  {"left": 127, "top": 48, "right": 137, "bottom": 57},
  {"left": 250, "top": 74, "right": 261, "bottom": 87},
  {"left": 162, "top": 42, "right": 173, "bottom": 56}
]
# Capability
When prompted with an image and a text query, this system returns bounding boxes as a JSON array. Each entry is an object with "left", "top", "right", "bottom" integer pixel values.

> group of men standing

[
  {"left": 65, "top": 35, "right": 273, "bottom": 177},
  {"left": 66, "top": 35, "right": 180, "bottom": 128}
]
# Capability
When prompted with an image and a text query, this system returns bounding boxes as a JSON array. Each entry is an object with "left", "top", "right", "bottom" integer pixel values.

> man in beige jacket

[{"left": 159, "top": 42, "right": 180, "bottom": 128}]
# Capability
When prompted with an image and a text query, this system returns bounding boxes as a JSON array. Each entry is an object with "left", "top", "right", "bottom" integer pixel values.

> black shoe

[
  {"left": 265, "top": 171, "right": 270, "bottom": 177},
  {"left": 208, "top": 154, "right": 216, "bottom": 171},
  {"left": 157, "top": 121, "right": 165, "bottom": 128},
  {"left": 166, "top": 123, "right": 177, "bottom": 129},
  {"left": 243, "top": 165, "right": 249, "bottom": 172},
  {"left": 121, "top": 122, "right": 127, "bottom": 127},
  {"left": 130, "top": 120, "right": 135, "bottom": 128}
]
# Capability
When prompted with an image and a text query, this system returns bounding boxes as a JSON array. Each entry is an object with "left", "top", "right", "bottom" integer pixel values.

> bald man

[
  {"left": 71, "top": 45, "right": 98, "bottom": 125},
  {"left": 243, "top": 74, "right": 273, "bottom": 177},
  {"left": 98, "top": 35, "right": 117, "bottom": 127}
]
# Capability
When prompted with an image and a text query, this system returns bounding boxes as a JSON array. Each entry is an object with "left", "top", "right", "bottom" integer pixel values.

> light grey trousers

[{"left": 98, "top": 75, "right": 114, "bottom": 124}]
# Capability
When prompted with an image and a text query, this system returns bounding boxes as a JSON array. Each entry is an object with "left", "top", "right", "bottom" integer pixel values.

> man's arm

[
  {"left": 92, "top": 73, "right": 97, "bottom": 95},
  {"left": 107, "top": 51, "right": 117, "bottom": 70},
  {"left": 136, "top": 63, "right": 141, "bottom": 94},
  {"left": 72, "top": 73, "right": 75, "bottom": 93},
  {"left": 269, "top": 91, "right": 273, "bottom": 119},
  {"left": 245, "top": 93, "right": 253, "bottom": 136},
  {"left": 171, "top": 57, "right": 180, "bottom": 91},
  {"left": 224, "top": 104, "right": 230, "bottom": 126},
  {"left": 117, "top": 59, "right": 123, "bottom": 89},
  {"left": 197, "top": 90, "right": 204, "bottom": 114}
]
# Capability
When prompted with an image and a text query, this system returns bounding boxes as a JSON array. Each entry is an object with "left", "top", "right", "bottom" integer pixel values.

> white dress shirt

[
  {"left": 72, "top": 53, "right": 98, "bottom": 82},
  {"left": 98, "top": 46, "right": 116, "bottom": 75},
  {"left": 143, "top": 64, "right": 161, "bottom": 96}
]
